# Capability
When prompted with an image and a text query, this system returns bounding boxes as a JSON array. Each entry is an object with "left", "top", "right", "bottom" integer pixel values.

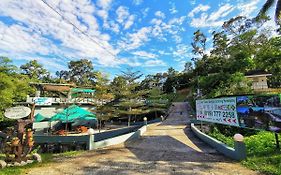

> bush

[
  {"left": 206, "top": 126, "right": 281, "bottom": 175},
  {"left": 244, "top": 131, "right": 276, "bottom": 156}
]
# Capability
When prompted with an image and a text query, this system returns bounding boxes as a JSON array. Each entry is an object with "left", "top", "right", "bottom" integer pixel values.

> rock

[
  {"left": 0, "top": 160, "right": 7, "bottom": 169},
  {"left": 26, "top": 160, "right": 34, "bottom": 164},
  {"left": 14, "top": 162, "right": 21, "bottom": 166},
  {"left": 32, "top": 153, "right": 42, "bottom": 163},
  {"left": 20, "top": 161, "right": 27, "bottom": 166}
]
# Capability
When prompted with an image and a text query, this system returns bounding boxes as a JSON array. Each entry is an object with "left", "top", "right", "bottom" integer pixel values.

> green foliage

[
  {"left": 0, "top": 58, "right": 34, "bottom": 121},
  {"left": 20, "top": 60, "right": 50, "bottom": 81},
  {"left": 244, "top": 131, "right": 276, "bottom": 156},
  {"left": 206, "top": 127, "right": 281, "bottom": 175},
  {"left": 207, "top": 127, "right": 235, "bottom": 147},
  {"left": 68, "top": 59, "right": 96, "bottom": 86},
  {"left": 242, "top": 153, "right": 281, "bottom": 175}
]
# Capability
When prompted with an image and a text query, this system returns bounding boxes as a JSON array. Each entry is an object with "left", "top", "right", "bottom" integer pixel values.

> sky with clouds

[{"left": 0, "top": 0, "right": 269, "bottom": 77}]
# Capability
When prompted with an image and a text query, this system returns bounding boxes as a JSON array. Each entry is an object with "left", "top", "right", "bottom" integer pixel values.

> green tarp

[
  {"left": 50, "top": 105, "right": 96, "bottom": 123},
  {"left": 34, "top": 113, "right": 48, "bottom": 122}
]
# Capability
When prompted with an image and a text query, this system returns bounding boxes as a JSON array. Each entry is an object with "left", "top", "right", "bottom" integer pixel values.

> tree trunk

[
  {"left": 128, "top": 115, "right": 131, "bottom": 126},
  {"left": 128, "top": 106, "right": 131, "bottom": 126}
]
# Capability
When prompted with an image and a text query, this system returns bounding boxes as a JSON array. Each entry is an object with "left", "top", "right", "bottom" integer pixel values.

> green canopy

[
  {"left": 34, "top": 113, "right": 48, "bottom": 122},
  {"left": 71, "top": 88, "right": 95, "bottom": 93},
  {"left": 50, "top": 105, "right": 96, "bottom": 122}
]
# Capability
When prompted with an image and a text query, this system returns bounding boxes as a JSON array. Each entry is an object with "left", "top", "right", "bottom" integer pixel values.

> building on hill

[{"left": 245, "top": 70, "right": 272, "bottom": 91}]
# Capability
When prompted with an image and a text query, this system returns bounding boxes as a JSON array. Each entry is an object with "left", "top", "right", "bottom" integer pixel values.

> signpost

[
  {"left": 4, "top": 106, "right": 31, "bottom": 119},
  {"left": 196, "top": 97, "right": 239, "bottom": 127}
]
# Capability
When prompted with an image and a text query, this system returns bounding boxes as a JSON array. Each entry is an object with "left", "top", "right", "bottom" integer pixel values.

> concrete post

[
  {"left": 143, "top": 117, "right": 147, "bottom": 126},
  {"left": 233, "top": 133, "right": 247, "bottom": 160},
  {"left": 87, "top": 128, "right": 95, "bottom": 150},
  {"left": 234, "top": 141, "right": 247, "bottom": 160}
]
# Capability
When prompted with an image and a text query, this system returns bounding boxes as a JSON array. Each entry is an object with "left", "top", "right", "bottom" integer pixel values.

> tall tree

[
  {"left": 112, "top": 70, "right": 148, "bottom": 126},
  {"left": 191, "top": 30, "right": 207, "bottom": 56},
  {"left": 146, "top": 88, "right": 168, "bottom": 119},
  {"left": 68, "top": 59, "right": 96, "bottom": 86},
  {"left": 55, "top": 70, "right": 69, "bottom": 83},
  {"left": 20, "top": 60, "right": 50, "bottom": 80},
  {"left": 93, "top": 72, "right": 114, "bottom": 131}
]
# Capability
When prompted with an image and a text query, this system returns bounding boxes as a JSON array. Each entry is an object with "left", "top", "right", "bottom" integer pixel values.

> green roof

[
  {"left": 71, "top": 88, "right": 95, "bottom": 93},
  {"left": 50, "top": 105, "right": 96, "bottom": 122}
]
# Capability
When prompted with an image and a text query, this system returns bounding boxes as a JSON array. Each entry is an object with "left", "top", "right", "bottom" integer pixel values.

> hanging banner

[{"left": 196, "top": 97, "right": 239, "bottom": 127}]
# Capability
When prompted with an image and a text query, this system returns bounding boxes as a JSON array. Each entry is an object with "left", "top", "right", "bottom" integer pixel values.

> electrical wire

[{"left": 39, "top": 0, "right": 116, "bottom": 58}]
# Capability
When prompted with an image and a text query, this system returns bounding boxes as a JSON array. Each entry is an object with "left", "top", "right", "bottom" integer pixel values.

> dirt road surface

[{"left": 27, "top": 102, "right": 260, "bottom": 175}]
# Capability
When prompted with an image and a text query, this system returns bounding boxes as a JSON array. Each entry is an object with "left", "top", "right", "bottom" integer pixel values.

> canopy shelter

[
  {"left": 50, "top": 105, "right": 96, "bottom": 123},
  {"left": 71, "top": 88, "right": 95, "bottom": 98},
  {"left": 34, "top": 113, "right": 49, "bottom": 122}
]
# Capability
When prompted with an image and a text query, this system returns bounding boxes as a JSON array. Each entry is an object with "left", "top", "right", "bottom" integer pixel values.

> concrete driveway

[{"left": 27, "top": 102, "right": 259, "bottom": 175}]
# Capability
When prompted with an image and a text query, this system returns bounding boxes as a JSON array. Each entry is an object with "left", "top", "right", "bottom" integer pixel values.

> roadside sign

[
  {"left": 4, "top": 106, "right": 31, "bottom": 119},
  {"left": 196, "top": 97, "right": 239, "bottom": 127}
]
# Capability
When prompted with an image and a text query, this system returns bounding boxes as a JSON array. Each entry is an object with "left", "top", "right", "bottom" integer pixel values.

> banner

[
  {"left": 196, "top": 97, "right": 239, "bottom": 127},
  {"left": 196, "top": 94, "right": 281, "bottom": 132},
  {"left": 34, "top": 97, "right": 52, "bottom": 106},
  {"left": 237, "top": 95, "right": 281, "bottom": 132}
]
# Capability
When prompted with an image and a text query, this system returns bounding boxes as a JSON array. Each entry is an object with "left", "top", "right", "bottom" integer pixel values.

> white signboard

[
  {"left": 196, "top": 97, "right": 239, "bottom": 127},
  {"left": 4, "top": 106, "right": 31, "bottom": 119},
  {"left": 34, "top": 97, "right": 52, "bottom": 106}
]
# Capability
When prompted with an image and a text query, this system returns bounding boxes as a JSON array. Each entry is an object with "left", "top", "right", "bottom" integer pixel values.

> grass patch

[
  {"left": 206, "top": 128, "right": 281, "bottom": 175},
  {"left": 0, "top": 151, "right": 85, "bottom": 175}
]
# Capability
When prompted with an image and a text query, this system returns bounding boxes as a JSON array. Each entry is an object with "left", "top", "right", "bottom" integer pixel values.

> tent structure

[
  {"left": 34, "top": 113, "right": 48, "bottom": 122},
  {"left": 50, "top": 105, "right": 96, "bottom": 123}
]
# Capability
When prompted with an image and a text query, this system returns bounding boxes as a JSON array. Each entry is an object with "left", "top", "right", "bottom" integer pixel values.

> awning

[
  {"left": 71, "top": 88, "right": 95, "bottom": 93},
  {"left": 34, "top": 113, "right": 48, "bottom": 122},
  {"left": 50, "top": 105, "right": 96, "bottom": 122}
]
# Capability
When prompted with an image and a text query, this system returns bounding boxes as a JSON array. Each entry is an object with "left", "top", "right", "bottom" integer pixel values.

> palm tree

[{"left": 256, "top": 0, "right": 281, "bottom": 31}]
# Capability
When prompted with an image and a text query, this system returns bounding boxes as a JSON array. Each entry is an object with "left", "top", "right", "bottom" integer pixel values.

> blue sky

[{"left": 0, "top": 0, "right": 270, "bottom": 78}]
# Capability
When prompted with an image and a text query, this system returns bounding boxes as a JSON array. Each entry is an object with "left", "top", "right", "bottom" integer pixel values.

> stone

[
  {"left": 0, "top": 160, "right": 7, "bottom": 169},
  {"left": 32, "top": 153, "right": 42, "bottom": 163},
  {"left": 20, "top": 161, "right": 27, "bottom": 166},
  {"left": 26, "top": 160, "right": 34, "bottom": 164},
  {"left": 14, "top": 162, "right": 21, "bottom": 166}
]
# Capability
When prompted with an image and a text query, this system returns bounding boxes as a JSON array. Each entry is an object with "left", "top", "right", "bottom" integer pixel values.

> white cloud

[
  {"left": 172, "top": 44, "right": 192, "bottom": 60},
  {"left": 96, "top": 0, "right": 112, "bottom": 9},
  {"left": 189, "top": 4, "right": 234, "bottom": 28},
  {"left": 144, "top": 59, "right": 166, "bottom": 67},
  {"left": 188, "top": 4, "right": 210, "bottom": 17},
  {"left": 0, "top": 0, "right": 124, "bottom": 68},
  {"left": 141, "top": 8, "right": 150, "bottom": 18},
  {"left": 133, "top": 0, "right": 143, "bottom": 5},
  {"left": 208, "top": 4, "right": 233, "bottom": 21},
  {"left": 238, "top": 0, "right": 260, "bottom": 17},
  {"left": 155, "top": 11, "right": 166, "bottom": 19},
  {"left": 116, "top": 6, "right": 135, "bottom": 30},
  {"left": 118, "top": 27, "right": 152, "bottom": 50},
  {"left": 116, "top": 6, "right": 130, "bottom": 24},
  {"left": 190, "top": 0, "right": 196, "bottom": 5},
  {"left": 169, "top": 3, "right": 178, "bottom": 14},
  {"left": 132, "top": 51, "right": 157, "bottom": 59}
]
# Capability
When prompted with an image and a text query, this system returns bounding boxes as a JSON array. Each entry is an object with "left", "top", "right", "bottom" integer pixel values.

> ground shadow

[{"left": 124, "top": 135, "right": 226, "bottom": 162}]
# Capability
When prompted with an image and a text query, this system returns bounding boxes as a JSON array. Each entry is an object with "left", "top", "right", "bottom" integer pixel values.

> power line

[{"left": 39, "top": 0, "right": 116, "bottom": 57}]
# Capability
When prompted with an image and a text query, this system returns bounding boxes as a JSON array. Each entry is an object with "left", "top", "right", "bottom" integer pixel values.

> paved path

[{"left": 27, "top": 102, "right": 259, "bottom": 175}]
